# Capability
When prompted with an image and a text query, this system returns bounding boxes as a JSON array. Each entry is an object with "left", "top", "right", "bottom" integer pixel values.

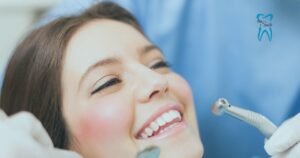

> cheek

[
  {"left": 169, "top": 74, "right": 200, "bottom": 134},
  {"left": 74, "top": 99, "right": 132, "bottom": 142},
  {"left": 169, "top": 74, "right": 194, "bottom": 103}
]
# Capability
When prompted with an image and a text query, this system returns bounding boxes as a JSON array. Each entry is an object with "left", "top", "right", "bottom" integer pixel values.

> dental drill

[{"left": 212, "top": 98, "right": 277, "bottom": 139}]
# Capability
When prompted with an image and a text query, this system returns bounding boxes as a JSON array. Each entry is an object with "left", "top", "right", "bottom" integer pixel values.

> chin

[
  {"left": 155, "top": 125, "right": 203, "bottom": 158},
  {"left": 161, "top": 139, "right": 204, "bottom": 158}
]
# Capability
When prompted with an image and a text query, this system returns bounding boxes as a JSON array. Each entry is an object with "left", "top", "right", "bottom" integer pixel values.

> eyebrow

[
  {"left": 141, "top": 45, "right": 161, "bottom": 55},
  {"left": 78, "top": 44, "right": 161, "bottom": 90}
]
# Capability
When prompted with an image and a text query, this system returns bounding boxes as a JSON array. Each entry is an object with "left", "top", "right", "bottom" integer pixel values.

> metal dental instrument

[
  {"left": 137, "top": 146, "right": 160, "bottom": 158},
  {"left": 212, "top": 98, "right": 277, "bottom": 139}
]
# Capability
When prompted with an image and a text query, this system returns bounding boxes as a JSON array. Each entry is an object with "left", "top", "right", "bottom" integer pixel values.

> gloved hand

[
  {"left": 264, "top": 113, "right": 300, "bottom": 158},
  {"left": 0, "top": 109, "right": 82, "bottom": 158}
]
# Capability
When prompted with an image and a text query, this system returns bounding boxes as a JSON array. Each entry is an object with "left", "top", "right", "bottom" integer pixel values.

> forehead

[
  {"left": 67, "top": 19, "right": 149, "bottom": 57},
  {"left": 64, "top": 19, "right": 151, "bottom": 73}
]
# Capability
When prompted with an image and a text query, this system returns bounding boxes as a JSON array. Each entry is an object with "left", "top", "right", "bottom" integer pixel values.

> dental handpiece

[{"left": 212, "top": 98, "right": 277, "bottom": 139}]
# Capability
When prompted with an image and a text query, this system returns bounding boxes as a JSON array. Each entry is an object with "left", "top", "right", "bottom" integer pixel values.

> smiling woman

[{"left": 0, "top": 2, "right": 203, "bottom": 158}]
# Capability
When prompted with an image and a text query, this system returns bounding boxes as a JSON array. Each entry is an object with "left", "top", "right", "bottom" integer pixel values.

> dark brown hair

[{"left": 0, "top": 2, "right": 143, "bottom": 149}]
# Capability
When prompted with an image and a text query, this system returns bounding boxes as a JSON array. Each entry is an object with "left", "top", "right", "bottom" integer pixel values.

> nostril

[
  {"left": 149, "top": 90, "right": 159, "bottom": 99},
  {"left": 164, "top": 87, "right": 168, "bottom": 93}
]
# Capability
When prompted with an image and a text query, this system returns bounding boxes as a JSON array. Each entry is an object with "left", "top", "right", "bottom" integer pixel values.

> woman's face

[{"left": 62, "top": 19, "right": 203, "bottom": 158}]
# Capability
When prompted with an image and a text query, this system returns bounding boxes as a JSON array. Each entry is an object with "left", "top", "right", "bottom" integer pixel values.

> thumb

[{"left": 264, "top": 113, "right": 300, "bottom": 155}]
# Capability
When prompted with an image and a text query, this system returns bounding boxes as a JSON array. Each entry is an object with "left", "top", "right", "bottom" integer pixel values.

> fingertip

[
  {"left": 264, "top": 132, "right": 295, "bottom": 155},
  {"left": 264, "top": 129, "right": 289, "bottom": 155},
  {"left": 264, "top": 139, "right": 275, "bottom": 155}
]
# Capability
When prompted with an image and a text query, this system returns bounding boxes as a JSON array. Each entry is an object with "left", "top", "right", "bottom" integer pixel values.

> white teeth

[
  {"left": 139, "top": 109, "right": 182, "bottom": 139},
  {"left": 156, "top": 117, "right": 166, "bottom": 126},
  {"left": 150, "top": 122, "right": 159, "bottom": 131},
  {"left": 141, "top": 132, "right": 148, "bottom": 139},
  {"left": 145, "top": 127, "right": 153, "bottom": 136},
  {"left": 170, "top": 110, "right": 181, "bottom": 119},
  {"left": 169, "top": 110, "right": 177, "bottom": 117},
  {"left": 162, "top": 112, "right": 173, "bottom": 122}
]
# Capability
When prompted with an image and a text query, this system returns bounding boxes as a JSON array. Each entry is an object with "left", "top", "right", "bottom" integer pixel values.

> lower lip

[{"left": 146, "top": 121, "right": 187, "bottom": 141}]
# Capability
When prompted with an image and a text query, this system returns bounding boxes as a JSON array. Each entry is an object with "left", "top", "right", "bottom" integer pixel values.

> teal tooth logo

[{"left": 257, "top": 13, "right": 273, "bottom": 41}]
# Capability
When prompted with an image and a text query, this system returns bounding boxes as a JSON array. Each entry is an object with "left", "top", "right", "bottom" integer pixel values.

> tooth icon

[{"left": 257, "top": 13, "right": 273, "bottom": 41}]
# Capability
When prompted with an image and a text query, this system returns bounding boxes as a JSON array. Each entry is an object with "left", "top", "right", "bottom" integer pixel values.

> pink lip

[{"left": 135, "top": 104, "right": 183, "bottom": 139}]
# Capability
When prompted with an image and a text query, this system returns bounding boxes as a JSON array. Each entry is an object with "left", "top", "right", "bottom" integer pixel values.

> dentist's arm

[
  {"left": 264, "top": 113, "right": 300, "bottom": 158},
  {"left": 0, "top": 109, "right": 82, "bottom": 158}
]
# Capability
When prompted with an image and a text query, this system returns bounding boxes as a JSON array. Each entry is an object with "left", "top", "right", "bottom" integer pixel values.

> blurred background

[{"left": 0, "top": 0, "right": 59, "bottom": 85}]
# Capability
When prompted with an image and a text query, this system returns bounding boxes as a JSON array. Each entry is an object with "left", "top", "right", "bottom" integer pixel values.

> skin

[{"left": 61, "top": 19, "right": 203, "bottom": 158}]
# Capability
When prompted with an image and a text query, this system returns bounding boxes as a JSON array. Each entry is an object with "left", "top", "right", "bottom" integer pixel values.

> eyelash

[
  {"left": 150, "top": 61, "right": 171, "bottom": 69},
  {"left": 91, "top": 60, "right": 170, "bottom": 95},
  {"left": 91, "top": 78, "right": 121, "bottom": 95}
]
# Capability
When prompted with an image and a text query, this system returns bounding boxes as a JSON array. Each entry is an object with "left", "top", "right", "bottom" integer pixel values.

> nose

[{"left": 134, "top": 67, "right": 169, "bottom": 103}]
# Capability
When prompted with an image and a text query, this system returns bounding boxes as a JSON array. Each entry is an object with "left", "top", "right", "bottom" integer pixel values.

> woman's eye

[
  {"left": 91, "top": 78, "right": 121, "bottom": 95},
  {"left": 150, "top": 61, "right": 170, "bottom": 69}
]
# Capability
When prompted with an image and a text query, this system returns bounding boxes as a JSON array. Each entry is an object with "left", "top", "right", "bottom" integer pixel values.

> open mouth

[{"left": 136, "top": 109, "right": 183, "bottom": 139}]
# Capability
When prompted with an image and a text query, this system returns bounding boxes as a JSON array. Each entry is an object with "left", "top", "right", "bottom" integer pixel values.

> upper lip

[{"left": 135, "top": 103, "right": 183, "bottom": 138}]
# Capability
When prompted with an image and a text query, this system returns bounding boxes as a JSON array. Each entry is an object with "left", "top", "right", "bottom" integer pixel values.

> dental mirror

[{"left": 137, "top": 146, "right": 160, "bottom": 158}]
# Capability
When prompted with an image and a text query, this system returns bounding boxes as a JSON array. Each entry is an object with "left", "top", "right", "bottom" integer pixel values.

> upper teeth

[{"left": 140, "top": 110, "right": 181, "bottom": 139}]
